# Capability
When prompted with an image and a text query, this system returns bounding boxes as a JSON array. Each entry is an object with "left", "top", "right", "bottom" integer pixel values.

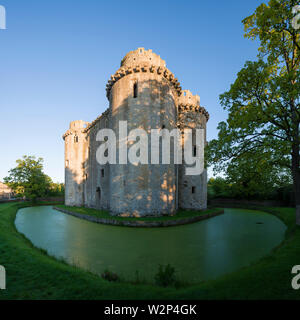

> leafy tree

[
  {"left": 208, "top": 177, "right": 231, "bottom": 199},
  {"left": 47, "top": 182, "right": 65, "bottom": 197},
  {"left": 208, "top": 167, "right": 292, "bottom": 201},
  {"left": 225, "top": 150, "right": 292, "bottom": 199},
  {"left": 207, "top": 0, "right": 300, "bottom": 224},
  {"left": 4, "top": 156, "right": 51, "bottom": 202}
]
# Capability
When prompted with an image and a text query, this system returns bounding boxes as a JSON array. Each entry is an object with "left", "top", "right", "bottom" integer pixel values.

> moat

[{"left": 15, "top": 206, "right": 286, "bottom": 283}]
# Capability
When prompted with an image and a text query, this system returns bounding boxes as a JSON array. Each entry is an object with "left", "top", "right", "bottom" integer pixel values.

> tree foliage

[
  {"left": 207, "top": 0, "right": 299, "bottom": 223},
  {"left": 3, "top": 156, "right": 61, "bottom": 202},
  {"left": 208, "top": 171, "right": 292, "bottom": 202},
  {"left": 47, "top": 182, "right": 65, "bottom": 197}
]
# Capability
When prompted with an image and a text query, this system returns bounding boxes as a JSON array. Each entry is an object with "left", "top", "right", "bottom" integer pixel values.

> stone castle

[
  {"left": 0, "top": 182, "right": 13, "bottom": 200},
  {"left": 63, "top": 48, "right": 209, "bottom": 217}
]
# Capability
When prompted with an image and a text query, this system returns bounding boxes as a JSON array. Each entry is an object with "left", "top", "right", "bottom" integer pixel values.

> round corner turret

[{"left": 120, "top": 47, "right": 166, "bottom": 68}]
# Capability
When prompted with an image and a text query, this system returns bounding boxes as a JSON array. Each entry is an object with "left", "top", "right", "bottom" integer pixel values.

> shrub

[
  {"left": 101, "top": 269, "right": 119, "bottom": 282},
  {"left": 154, "top": 264, "right": 176, "bottom": 287}
]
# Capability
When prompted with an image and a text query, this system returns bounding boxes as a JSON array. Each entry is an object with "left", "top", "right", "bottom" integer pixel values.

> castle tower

[
  {"left": 106, "top": 48, "right": 182, "bottom": 216},
  {"left": 63, "top": 120, "right": 89, "bottom": 207},
  {"left": 178, "top": 90, "right": 209, "bottom": 210},
  {"left": 63, "top": 48, "right": 209, "bottom": 216}
]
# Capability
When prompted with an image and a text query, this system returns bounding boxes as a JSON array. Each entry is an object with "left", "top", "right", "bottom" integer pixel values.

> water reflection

[{"left": 15, "top": 206, "right": 286, "bottom": 283}]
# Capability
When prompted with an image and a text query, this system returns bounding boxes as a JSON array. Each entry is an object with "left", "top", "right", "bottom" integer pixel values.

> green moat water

[{"left": 15, "top": 206, "right": 286, "bottom": 283}]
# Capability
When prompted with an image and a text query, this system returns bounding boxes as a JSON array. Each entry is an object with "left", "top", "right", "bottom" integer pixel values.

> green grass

[
  {"left": 0, "top": 202, "right": 299, "bottom": 299},
  {"left": 55, "top": 204, "right": 223, "bottom": 222}
]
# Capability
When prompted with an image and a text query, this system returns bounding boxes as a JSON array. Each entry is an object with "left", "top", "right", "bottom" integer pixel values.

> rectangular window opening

[
  {"left": 133, "top": 82, "right": 138, "bottom": 98},
  {"left": 96, "top": 187, "right": 101, "bottom": 200}
]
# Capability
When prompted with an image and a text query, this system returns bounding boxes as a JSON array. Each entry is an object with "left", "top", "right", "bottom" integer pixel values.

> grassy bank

[
  {"left": 55, "top": 204, "right": 223, "bottom": 222},
  {"left": 0, "top": 202, "right": 299, "bottom": 299}
]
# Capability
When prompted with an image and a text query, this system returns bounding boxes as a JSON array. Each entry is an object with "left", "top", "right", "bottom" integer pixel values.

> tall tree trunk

[
  {"left": 290, "top": 100, "right": 300, "bottom": 225},
  {"left": 292, "top": 141, "right": 300, "bottom": 226},
  {"left": 294, "top": 171, "right": 300, "bottom": 226}
]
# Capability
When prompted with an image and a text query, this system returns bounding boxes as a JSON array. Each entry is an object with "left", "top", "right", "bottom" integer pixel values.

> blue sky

[{"left": 0, "top": 0, "right": 263, "bottom": 182}]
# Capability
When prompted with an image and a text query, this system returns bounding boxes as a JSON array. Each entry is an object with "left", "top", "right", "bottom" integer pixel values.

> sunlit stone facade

[{"left": 63, "top": 48, "right": 209, "bottom": 216}]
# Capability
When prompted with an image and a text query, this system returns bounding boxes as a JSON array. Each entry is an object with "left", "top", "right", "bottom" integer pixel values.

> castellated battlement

[
  {"left": 83, "top": 108, "right": 110, "bottom": 133},
  {"left": 106, "top": 48, "right": 182, "bottom": 99},
  {"left": 63, "top": 120, "right": 90, "bottom": 140},
  {"left": 178, "top": 90, "right": 200, "bottom": 107},
  {"left": 178, "top": 90, "right": 209, "bottom": 122},
  {"left": 70, "top": 120, "right": 89, "bottom": 130},
  {"left": 121, "top": 47, "right": 166, "bottom": 68}
]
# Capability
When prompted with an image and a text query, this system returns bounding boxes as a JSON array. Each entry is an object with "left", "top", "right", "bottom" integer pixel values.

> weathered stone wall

[
  {"left": 121, "top": 48, "right": 166, "bottom": 69},
  {"left": 54, "top": 206, "right": 224, "bottom": 227},
  {"left": 64, "top": 120, "right": 89, "bottom": 207},
  {"left": 178, "top": 90, "right": 209, "bottom": 210},
  {"left": 64, "top": 48, "right": 209, "bottom": 216},
  {"left": 84, "top": 111, "right": 110, "bottom": 210},
  {"left": 108, "top": 48, "right": 180, "bottom": 216}
]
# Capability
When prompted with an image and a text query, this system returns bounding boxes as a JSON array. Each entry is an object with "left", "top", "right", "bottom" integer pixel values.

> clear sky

[{"left": 0, "top": 0, "right": 263, "bottom": 182}]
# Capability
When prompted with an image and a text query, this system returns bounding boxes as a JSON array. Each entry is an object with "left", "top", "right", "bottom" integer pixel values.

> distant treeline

[
  {"left": 208, "top": 177, "right": 294, "bottom": 206},
  {"left": 46, "top": 182, "right": 65, "bottom": 197}
]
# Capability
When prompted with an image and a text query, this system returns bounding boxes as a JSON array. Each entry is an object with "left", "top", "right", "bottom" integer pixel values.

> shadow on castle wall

[{"left": 66, "top": 79, "right": 207, "bottom": 216}]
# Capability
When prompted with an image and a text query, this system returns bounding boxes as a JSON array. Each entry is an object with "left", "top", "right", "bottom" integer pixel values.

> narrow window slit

[
  {"left": 193, "top": 146, "right": 197, "bottom": 157},
  {"left": 96, "top": 187, "right": 101, "bottom": 200},
  {"left": 133, "top": 82, "right": 138, "bottom": 98}
]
